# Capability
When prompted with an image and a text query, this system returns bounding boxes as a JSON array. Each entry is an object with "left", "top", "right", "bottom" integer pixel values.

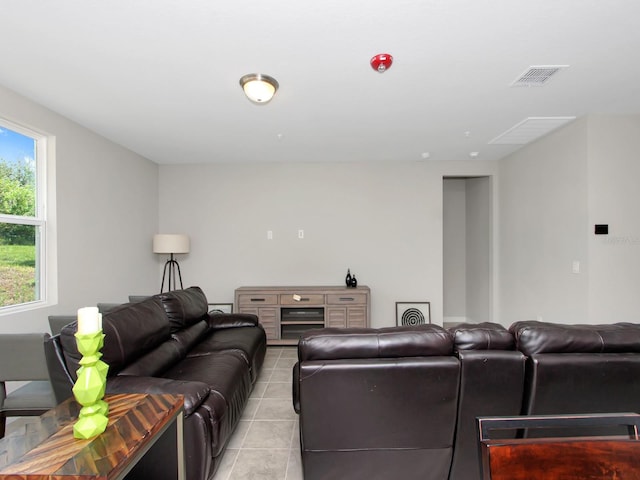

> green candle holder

[{"left": 72, "top": 330, "right": 109, "bottom": 439}]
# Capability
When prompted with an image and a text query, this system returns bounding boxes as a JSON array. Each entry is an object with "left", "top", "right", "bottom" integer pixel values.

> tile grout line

[
  {"left": 227, "top": 347, "right": 286, "bottom": 478},
  {"left": 284, "top": 411, "right": 300, "bottom": 480},
  {"left": 223, "top": 347, "right": 298, "bottom": 479}
]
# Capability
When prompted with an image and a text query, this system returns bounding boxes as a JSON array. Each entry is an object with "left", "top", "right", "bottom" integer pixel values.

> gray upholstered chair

[
  {"left": 0, "top": 333, "right": 57, "bottom": 438},
  {"left": 97, "top": 303, "right": 120, "bottom": 313},
  {"left": 128, "top": 295, "right": 151, "bottom": 303},
  {"left": 48, "top": 315, "right": 76, "bottom": 335}
]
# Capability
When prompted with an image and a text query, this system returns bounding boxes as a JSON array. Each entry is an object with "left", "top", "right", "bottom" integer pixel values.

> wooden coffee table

[{"left": 0, "top": 393, "right": 184, "bottom": 480}]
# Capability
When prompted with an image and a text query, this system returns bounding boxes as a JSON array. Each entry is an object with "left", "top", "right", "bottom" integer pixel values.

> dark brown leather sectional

[
  {"left": 293, "top": 321, "right": 640, "bottom": 480},
  {"left": 45, "top": 286, "right": 266, "bottom": 480}
]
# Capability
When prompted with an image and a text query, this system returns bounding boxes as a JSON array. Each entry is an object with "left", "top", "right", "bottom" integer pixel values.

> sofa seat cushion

[
  {"left": 162, "top": 351, "right": 252, "bottom": 456},
  {"left": 449, "top": 322, "right": 515, "bottom": 351},
  {"left": 298, "top": 325, "right": 453, "bottom": 361},
  {"left": 106, "top": 375, "right": 210, "bottom": 417},
  {"left": 511, "top": 321, "right": 640, "bottom": 355},
  {"left": 188, "top": 327, "right": 267, "bottom": 382}
]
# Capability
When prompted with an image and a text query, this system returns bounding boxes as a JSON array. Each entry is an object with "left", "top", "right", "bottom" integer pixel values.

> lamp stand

[{"left": 160, "top": 253, "right": 184, "bottom": 293}]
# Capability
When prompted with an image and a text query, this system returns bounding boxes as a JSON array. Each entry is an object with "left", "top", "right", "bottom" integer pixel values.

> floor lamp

[{"left": 153, "top": 234, "right": 190, "bottom": 293}]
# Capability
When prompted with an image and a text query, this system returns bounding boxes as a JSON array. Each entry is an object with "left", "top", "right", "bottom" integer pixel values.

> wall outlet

[
  {"left": 298, "top": 229, "right": 304, "bottom": 239},
  {"left": 267, "top": 230, "right": 273, "bottom": 240}
]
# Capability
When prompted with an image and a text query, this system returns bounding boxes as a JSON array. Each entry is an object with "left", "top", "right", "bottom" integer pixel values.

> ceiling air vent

[
  {"left": 511, "top": 65, "right": 568, "bottom": 87},
  {"left": 489, "top": 117, "right": 576, "bottom": 145}
]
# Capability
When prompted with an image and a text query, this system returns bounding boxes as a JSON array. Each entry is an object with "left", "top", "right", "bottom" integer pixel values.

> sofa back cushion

[
  {"left": 298, "top": 325, "right": 453, "bottom": 362},
  {"left": 59, "top": 297, "right": 171, "bottom": 378},
  {"left": 159, "top": 286, "right": 209, "bottom": 332},
  {"left": 118, "top": 341, "right": 184, "bottom": 377},
  {"left": 298, "top": 355, "right": 460, "bottom": 479},
  {"left": 449, "top": 322, "right": 515, "bottom": 351},
  {"left": 510, "top": 321, "right": 640, "bottom": 356}
]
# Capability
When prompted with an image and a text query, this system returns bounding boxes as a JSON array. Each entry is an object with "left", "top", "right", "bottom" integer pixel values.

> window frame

[{"left": 0, "top": 117, "right": 57, "bottom": 315}]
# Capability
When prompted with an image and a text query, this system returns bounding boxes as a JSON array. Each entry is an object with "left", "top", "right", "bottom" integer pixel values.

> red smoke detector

[{"left": 370, "top": 53, "right": 393, "bottom": 73}]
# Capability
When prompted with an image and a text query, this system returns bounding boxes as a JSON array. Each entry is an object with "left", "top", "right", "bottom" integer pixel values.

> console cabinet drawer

[
  {"left": 238, "top": 294, "right": 279, "bottom": 306},
  {"left": 280, "top": 294, "right": 325, "bottom": 306},
  {"left": 239, "top": 306, "right": 278, "bottom": 340},
  {"left": 327, "top": 293, "right": 367, "bottom": 305}
]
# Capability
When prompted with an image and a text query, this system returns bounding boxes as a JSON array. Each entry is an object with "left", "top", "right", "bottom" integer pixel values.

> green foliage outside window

[
  {"left": 0, "top": 158, "right": 38, "bottom": 307},
  {"left": 0, "top": 160, "right": 36, "bottom": 245}
]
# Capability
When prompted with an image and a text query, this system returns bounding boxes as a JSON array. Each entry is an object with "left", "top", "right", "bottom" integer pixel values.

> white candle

[{"left": 77, "top": 307, "right": 100, "bottom": 334}]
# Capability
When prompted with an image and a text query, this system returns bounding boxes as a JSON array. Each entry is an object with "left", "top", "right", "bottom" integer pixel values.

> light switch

[{"left": 572, "top": 260, "right": 580, "bottom": 274}]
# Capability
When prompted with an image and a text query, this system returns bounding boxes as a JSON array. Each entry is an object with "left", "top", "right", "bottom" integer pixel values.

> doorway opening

[{"left": 443, "top": 176, "right": 493, "bottom": 326}]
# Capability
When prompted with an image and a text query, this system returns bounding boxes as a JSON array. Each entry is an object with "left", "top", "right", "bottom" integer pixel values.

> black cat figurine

[{"left": 345, "top": 269, "right": 352, "bottom": 287}]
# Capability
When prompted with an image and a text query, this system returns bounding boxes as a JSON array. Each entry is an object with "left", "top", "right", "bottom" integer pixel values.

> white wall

[
  {"left": 0, "top": 84, "right": 159, "bottom": 333},
  {"left": 443, "top": 179, "right": 467, "bottom": 320},
  {"left": 159, "top": 160, "right": 497, "bottom": 327},
  {"left": 12, "top": 80, "right": 635, "bottom": 333},
  {"left": 587, "top": 115, "right": 640, "bottom": 322},
  {"left": 499, "top": 114, "right": 640, "bottom": 326},
  {"left": 498, "top": 117, "right": 590, "bottom": 325},
  {"left": 465, "top": 176, "right": 492, "bottom": 322}
]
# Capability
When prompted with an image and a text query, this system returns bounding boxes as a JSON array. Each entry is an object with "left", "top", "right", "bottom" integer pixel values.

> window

[{"left": 0, "top": 119, "right": 55, "bottom": 313}]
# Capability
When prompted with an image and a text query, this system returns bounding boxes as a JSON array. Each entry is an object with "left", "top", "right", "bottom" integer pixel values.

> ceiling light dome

[{"left": 239, "top": 73, "right": 279, "bottom": 104}]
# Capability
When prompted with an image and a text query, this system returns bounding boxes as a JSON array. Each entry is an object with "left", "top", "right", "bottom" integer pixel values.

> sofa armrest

[
  {"left": 206, "top": 312, "right": 260, "bottom": 330},
  {"left": 44, "top": 334, "right": 75, "bottom": 403},
  {"left": 292, "top": 362, "right": 301, "bottom": 414},
  {"left": 106, "top": 376, "right": 210, "bottom": 416}
]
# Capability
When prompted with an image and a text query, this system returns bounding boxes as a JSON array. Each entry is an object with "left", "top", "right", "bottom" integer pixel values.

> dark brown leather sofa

[
  {"left": 45, "top": 286, "right": 266, "bottom": 480},
  {"left": 293, "top": 321, "right": 640, "bottom": 480},
  {"left": 510, "top": 320, "right": 640, "bottom": 437}
]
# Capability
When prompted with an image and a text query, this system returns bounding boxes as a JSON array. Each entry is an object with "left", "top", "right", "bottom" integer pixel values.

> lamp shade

[{"left": 153, "top": 234, "right": 190, "bottom": 254}]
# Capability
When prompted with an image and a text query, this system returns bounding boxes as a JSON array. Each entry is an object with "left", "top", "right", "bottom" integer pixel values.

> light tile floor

[{"left": 214, "top": 346, "right": 303, "bottom": 480}]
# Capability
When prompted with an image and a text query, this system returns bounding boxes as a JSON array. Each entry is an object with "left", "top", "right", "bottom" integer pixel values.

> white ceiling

[{"left": 1, "top": 0, "right": 639, "bottom": 165}]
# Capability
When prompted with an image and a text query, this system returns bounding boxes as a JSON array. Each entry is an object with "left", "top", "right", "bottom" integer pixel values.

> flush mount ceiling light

[{"left": 239, "top": 73, "right": 279, "bottom": 104}]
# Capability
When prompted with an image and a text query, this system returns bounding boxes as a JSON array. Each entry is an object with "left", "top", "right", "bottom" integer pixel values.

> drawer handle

[
  {"left": 250, "top": 298, "right": 266, "bottom": 302},
  {"left": 340, "top": 297, "right": 355, "bottom": 301},
  {"left": 292, "top": 295, "right": 310, "bottom": 302}
]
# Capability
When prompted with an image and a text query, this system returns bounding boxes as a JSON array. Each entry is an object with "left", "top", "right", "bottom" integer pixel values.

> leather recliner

[{"left": 293, "top": 325, "right": 460, "bottom": 480}]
